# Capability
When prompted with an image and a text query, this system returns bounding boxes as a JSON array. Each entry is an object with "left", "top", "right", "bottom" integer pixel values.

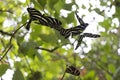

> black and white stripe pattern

[
  {"left": 75, "top": 33, "right": 100, "bottom": 50},
  {"left": 26, "top": 8, "right": 87, "bottom": 38},
  {"left": 75, "top": 12, "right": 89, "bottom": 27},
  {"left": 26, "top": 8, "right": 100, "bottom": 43},
  {"left": 27, "top": 8, "right": 43, "bottom": 19},
  {"left": 26, "top": 8, "right": 43, "bottom": 30},
  {"left": 26, "top": 8, "right": 62, "bottom": 30},
  {"left": 65, "top": 65, "right": 80, "bottom": 76},
  {"left": 82, "top": 33, "right": 100, "bottom": 38}
]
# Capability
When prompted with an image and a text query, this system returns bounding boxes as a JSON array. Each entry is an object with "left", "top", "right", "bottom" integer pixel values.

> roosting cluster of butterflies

[
  {"left": 25, "top": 7, "right": 100, "bottom": 76},
  {"left": 25, "top": 8, "right": 100, "bottom": 50}
]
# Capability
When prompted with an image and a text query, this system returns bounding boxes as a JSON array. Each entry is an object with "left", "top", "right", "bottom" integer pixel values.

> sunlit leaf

[
  {"left": 66, "top": 12, "right": 75, "bottom": 24},
  {"left": 63, "top": 3, "right": 73, "bottom": 10},
  {"left": 18, "top": 40, "right": 39, "bottom": 58},
  {"left": 48, "top": 0, "right": 58, "bottom": 9},
  {"left": 39, "top": 33, "right": 58, "bottom": 45},
  {"left": 54, "top": 0, "right": 64, "bottom": 13},
  {"left": 12, "top": 69, "right": 25, "bottom": 80},
  {"left": 99, "top": 18, "right": 112, "bottom": 31},
  {"left": 0, "top": 64, "right": 9, "bottom": 76},
  {"left": 108, "top": 64, "right": 115, "bottom": 73},
  {"left": 82, "top": 4, "right": 86, "bottom": 9},
  {"left": 37, "top": 0, "right": 47, "bottom": 8}
]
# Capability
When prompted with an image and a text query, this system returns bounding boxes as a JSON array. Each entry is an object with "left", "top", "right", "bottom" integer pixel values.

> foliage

[{"left": 0, "top": 0, "right": 120, "bottom": 80}]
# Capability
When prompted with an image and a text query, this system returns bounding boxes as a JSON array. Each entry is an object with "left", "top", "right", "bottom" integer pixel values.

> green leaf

[
  {"left": 12, "top": 69, "right": 25, "bottom": 80},
  {"left": 48, "top": 0, "right": 58, "bottom": 9},
  {"left": 21, "top": 14, "right": 28, "bottom": 24},
  {"left": 66, "top": 12, "right": 75, "bottom": 24},
  {"left": 82, "top": 4, "right": 86, "bottom": 9},
  {"left": 0, "top": 64, "right": 9, "bottom": 76},
  {"left": 63, "top": 3, "right": 73, "bottom": 10},
  {"left": 36, "top": 52, "right": 43, "bottom": 61},
  {"left": 54, "top": 0, "right": 64, "bottom": 13},
  {"left": 108, "top": 64, "right": 115, "bottom": 73},
  {"left": 31, "top": 0, "right": 40, "bottom": 8},
  {"left": 113, "top": 67, "right": 120, "bottom": 80},
  {"left": 99, "top": 18, "right": 112, "bottom": 31},
  {"left": 106, "top": 73, "right": 111, "bottom": 80},
  {"left": 37, "top": 0, "right": 47, "bottom": 8},
  {"left": 114, "top": 7, "right": 120, "bottom": 20},
  {"left": 14, "top": 61, "right": 21, "bottom": 69},
  {"left": 39, "top": 33, "right": 58, "bottom": 45},
  {"left": 101, "top": 55, "right": 107, "bottom": 63},
  {"left": 18, "top": 40, "right": 38, "bottom": 58},
  {"left": 83, "top": 70, "right": 96, "bottom": 79},
  {"left": 31, "top": 25, "right": 43, "bottom": 40},
  {"left": 16, "top": 35, "right": 24, "bottom": 45}
]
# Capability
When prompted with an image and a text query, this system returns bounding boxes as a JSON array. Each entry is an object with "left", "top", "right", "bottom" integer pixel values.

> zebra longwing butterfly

[{"left": 66, "top": 65, "right": 80, "bottom": 76}]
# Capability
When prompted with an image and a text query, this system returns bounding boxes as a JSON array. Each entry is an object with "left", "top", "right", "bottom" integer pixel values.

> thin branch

[
  {"left": 0, "top": 45, "right": 12, "bottom": 61},
  {"left": 73, "top": 53, "right": 77, "bottom": 66},
  {"left": 35, "top": 43, "right": 68, "bottom": 52},
  {"left": 0, "top": 9, "right": 13, "bottom": 14},
  {"left": 35, "top": 47, "right": 52, "bottom": 52},
  {"left": 9, "top": 22, "right": 27, "bottom": 45},
  {"left": 61, "top": 70, "right": 66, "bottom": 80},
  {"left": 0, "top": 30, "right": 13, "bottom": 36},
  {"left": 6, "top": 22, "right": 27, "bottom": 49},
  {"left": 1, "top": 22, "right": 27, "bottom": 60}
]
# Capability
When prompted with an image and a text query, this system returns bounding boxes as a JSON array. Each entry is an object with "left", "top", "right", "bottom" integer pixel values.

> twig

[
  {"left": 61, "top": 70, "right": 66, "bottom": 80},
  {"left": 6, "top": 22, "right": 27, "bottom": 49},
  {"left": 0, "top": 45, "right": 12, "bottom": 61},
  {"left": 73, "top": 53, "right": 77, "bottom": 66},
  {"left": 1, "top": 77, "right": 3, "bottom": 80},
  {"left": 35, "top": 43, "right": 68, "bottom": 52},
  {"left": 0, "top": 30, "right": 13, "bottom": 36},
  {"left": 1, "top": 22, "right": 27, "bottom": 60},
  {"left": 9, "top": 22, "right": 27, "bottom": 45},
  {"left": 0, "top": 9, "right": 13, "bottom": 14},
  {"left": 35, "top": 47, "right": 53, "bottom": 52}
]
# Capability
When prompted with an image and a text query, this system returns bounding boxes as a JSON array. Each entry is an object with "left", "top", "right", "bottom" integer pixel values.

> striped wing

[
  {"left": 26, "top": 8, "right": 43, "bottom": 30},
  {"left": 66, "top": 65, "right": 80, "bottom": 76},
  {"left": 44, "top": 16, "right": 62, "bottom": 26},
  {"left": 75, "top": 12, "right": 89, "bottom": 27},
  {"left": 82, "top": 33, "right": 100, "bottom": 38},
  {"left": 75, "top": 33, "right": 100, "bottom": 50},
  {"left": 36, "top": 16, "right": 62, "bottom": 28},
  {"left": 75, "top": 35, "right": 84, "bottom": 50},
  {"left": 60, "top": 28, "right": 72, "bottom": 38},
  {"left": 27, "top": 8, "right": 42, "bottom": 19},
  {"left": 69, "top": 25, "right": 86, "bottom": 37}
]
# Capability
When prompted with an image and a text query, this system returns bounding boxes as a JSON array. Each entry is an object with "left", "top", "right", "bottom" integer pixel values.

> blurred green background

[{"left": 0, "top": 0, "right": 120, "bottom": 80}]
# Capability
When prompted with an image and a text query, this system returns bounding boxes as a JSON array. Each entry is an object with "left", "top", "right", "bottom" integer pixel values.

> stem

[
  {"left": 61, "top": 70, "right": 66, "bottom": 80},
  {"left": 0, "top": 45, "right": 12, "bottom": 61},
  {"left": 1, "top": 22, "right": 27, "bottom": 61}
]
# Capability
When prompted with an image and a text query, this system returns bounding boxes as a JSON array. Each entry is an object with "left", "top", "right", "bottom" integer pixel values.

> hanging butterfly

[
  {"left": 26, "top": 7, "right": 62, "bottom": 31},
  {"left": 65, "top": 65, "right": 80, "bottom": 76}
]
